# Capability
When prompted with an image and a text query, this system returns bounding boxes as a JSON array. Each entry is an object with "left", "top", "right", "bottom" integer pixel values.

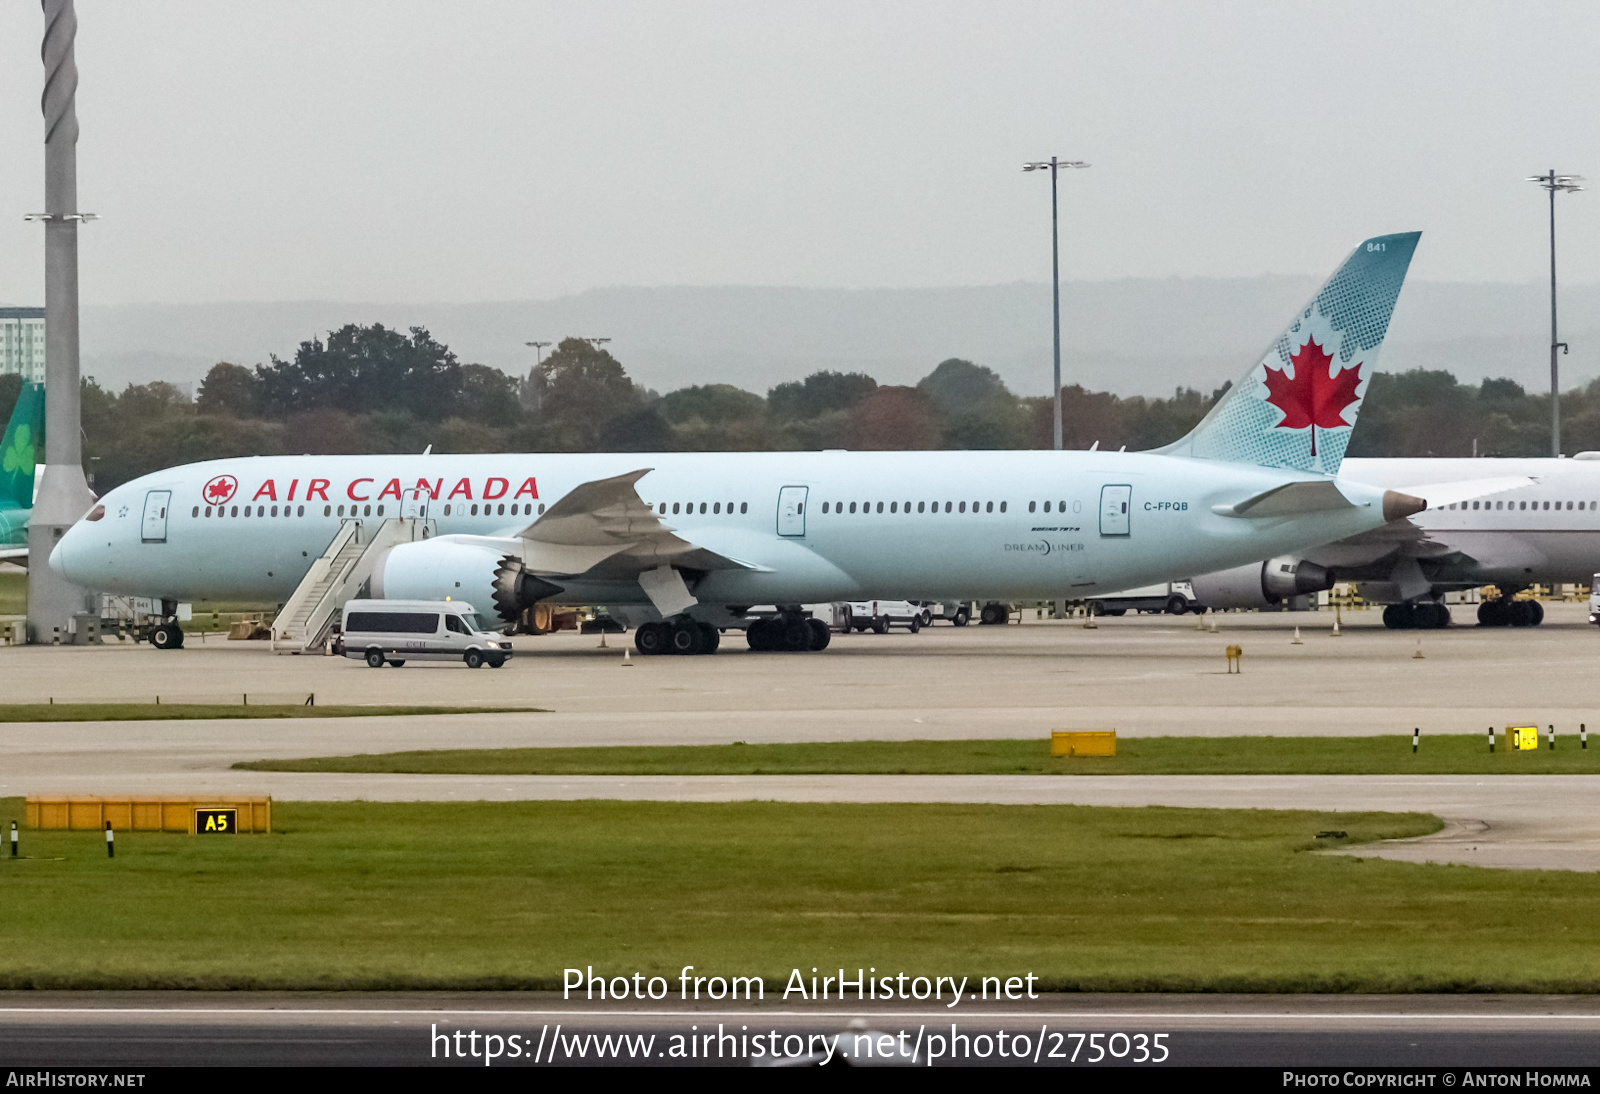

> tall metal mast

[
  {"left": 1527, "top": 169, "right": 1584, "bottom": 458},
  {"left": 1024, "top": 157, "right": 1088, "bottom": 450},
  {"left": 26, "top": 0, "right": 99, "bottom": 643}
]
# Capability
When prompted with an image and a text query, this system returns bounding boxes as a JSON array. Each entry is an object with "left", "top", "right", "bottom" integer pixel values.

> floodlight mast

[
  {"left": 1024, "top": 157, "right": 1089, "bottom": 450},
  {"left": 520, "top": 342, "right": 552, "bottom": 411},
  {"left": 26, "top": 0, "right": 100, "bottom": 644},
  {"left": 1527, "top": 169, "right": 1585, "bottom": 458}
]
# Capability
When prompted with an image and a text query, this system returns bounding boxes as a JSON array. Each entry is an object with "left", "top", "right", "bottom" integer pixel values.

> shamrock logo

[{"left": 3, "top": 424, "right": 34, "bottom": 484}]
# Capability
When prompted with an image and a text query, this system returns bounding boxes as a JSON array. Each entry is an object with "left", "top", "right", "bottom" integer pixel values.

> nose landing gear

[{"left": 149, "top": 622, "right": 185, "bottom": 649}]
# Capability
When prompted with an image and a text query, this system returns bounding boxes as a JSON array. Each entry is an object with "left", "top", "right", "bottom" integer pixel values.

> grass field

[
  {"left": 11, "top": 796, "right": 1600, "bottom": 992},
  {"left": 0, "top": 570, "right": 24, "bottom": 615},
  {"left": 236, "top": 734, "right": 1600, "bottom": 776},
  {"left": 0, "top": 703, "right": 542, "bottom": 722}
]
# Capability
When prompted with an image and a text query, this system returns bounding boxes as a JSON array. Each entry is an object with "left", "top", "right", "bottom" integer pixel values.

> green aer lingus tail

[{"left": 0, "top": 382, "right": 43, "bottom": 563}]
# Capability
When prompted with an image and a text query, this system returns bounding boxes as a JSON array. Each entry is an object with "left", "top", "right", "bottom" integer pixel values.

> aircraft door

[
  {"left": 776, "top": 486, "right": 808, "bottom": 537},
  {"left": 1099, "top": 485, "right": 1131, "bottom": 536},
  {"left": 141, "top": 490, "right": 172, "bottom": 543},
  {"left": 401, "top": 486, "right": 427, "bottom": 520}
]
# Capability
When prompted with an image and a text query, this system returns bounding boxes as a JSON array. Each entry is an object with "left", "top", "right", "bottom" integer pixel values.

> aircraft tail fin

[
  {"left": 1155, "top": 232, "right": 1420, "bottom": 476},
  {"left": 0, "top": 383, "right": 42, "bottom": 511}
]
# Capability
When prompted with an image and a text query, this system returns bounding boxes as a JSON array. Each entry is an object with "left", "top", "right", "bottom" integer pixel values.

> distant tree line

[{"left": 0, "top": 324, "right": 1583, "bottom": 494}]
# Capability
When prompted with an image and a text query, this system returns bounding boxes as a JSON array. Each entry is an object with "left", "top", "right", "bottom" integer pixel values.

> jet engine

[
  {"left": 369, "top": 538, "right": 562, "bottom": 622},
  {"left": 1188, "top": 556, "right": 1333, "bottom": 611}
]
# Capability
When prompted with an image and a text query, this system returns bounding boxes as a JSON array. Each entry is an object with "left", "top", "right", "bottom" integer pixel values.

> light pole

[
  {"left": 521, "top": 342, "right": 551, "bottom": 411},
  {"left": 1024, "top": 156, "right": 1089, "bottom": 450},
  {"left": 26, "top": 0, "right": 100, "bottom": 644},
  {"left": 1527, "top": 169, "right": 1584, "bottom": 458}
]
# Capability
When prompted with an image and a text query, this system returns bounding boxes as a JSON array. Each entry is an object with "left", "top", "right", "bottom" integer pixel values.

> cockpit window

[{"left": 84, "top": 504, "right": 105, "bottom": 522}]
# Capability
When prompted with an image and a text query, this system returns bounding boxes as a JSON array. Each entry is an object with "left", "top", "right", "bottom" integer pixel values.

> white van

[
  {"left": 1589, "top": 575, "right": 1600, "bottom": 626},
  {"left": 844, "top": 600, "right": 925, "bottom": 633},
  {"left": 339, "top": 600, "right": 512, "bottom": 668}
]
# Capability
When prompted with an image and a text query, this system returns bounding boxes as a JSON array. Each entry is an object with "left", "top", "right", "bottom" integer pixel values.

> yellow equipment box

[
  {"left": 1505, "top": 726, "right": 1540, "bottom": 752},
  {"left": 25, "top": 795, "right": 271, "bottom": 834},
  {"left": 1052, "top": 730, "right": 1116, "bottom": 756}
]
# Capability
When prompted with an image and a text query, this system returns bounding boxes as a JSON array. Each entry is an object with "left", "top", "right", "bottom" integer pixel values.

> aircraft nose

[
  {"left": 49, "top": 521, "right": 89, "bottom": 582},
  {"left": 48, "top": 533, "right": 71, "bottom": 579}
]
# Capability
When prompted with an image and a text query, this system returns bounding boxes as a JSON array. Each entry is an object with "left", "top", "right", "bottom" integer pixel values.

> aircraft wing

[
  {"left": 1297, "top": 474, "right": 1540, "bottom": 577},
  {"left": 0, "top": 546, "right": 28, "bottom": 565},
  {"left": 512, "top": 469, "right": 763, "bottom": 578},
  {"left": 1218, "top": 472, "right": 1532, "bottom": 524},
  {"left": 1389, "top": 475, "right": 1532, "bottom": 510}
]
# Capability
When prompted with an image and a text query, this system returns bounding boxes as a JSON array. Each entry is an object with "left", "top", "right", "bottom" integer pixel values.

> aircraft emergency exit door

[
  {"left": 776, "top": 486, "right": 808, "bottom": 536},
  {"left": 1099, "top": 484, "right": 1131, "bottom": 536},
  {"left": 141, "top": 490, "right": 171, "bottom": 543}
]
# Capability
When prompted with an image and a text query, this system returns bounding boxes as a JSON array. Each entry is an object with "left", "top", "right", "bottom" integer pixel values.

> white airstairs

[{"left": 270, "top": 517, "right": 430, "bottom": 653}]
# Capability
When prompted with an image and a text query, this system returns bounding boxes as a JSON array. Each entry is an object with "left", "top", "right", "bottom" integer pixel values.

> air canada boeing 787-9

[{"left": 52, "top": 232, "right": 1451, "bottom": 655}]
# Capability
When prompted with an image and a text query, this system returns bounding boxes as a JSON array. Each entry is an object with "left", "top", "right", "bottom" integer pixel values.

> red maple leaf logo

[
  {"left": 203, "top": 475, "right": 237, "bottom": 505},
  {"left": 1261, "top": 337, "right": 1362, "bottom": 455}
]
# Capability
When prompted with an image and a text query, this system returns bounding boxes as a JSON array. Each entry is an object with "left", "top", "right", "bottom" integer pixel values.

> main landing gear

[
  {"left": 634, "top": 618, "right": 722, "bottom": 656},
  {"left": 746, "top": 614, "right": 830, "bottom": 653},
  {"left": 1477, "top": 598, "right": 1543, "bottom": 628},
  {"left": 1382, "top": 601, "right": 1451, "bottom": 630}
]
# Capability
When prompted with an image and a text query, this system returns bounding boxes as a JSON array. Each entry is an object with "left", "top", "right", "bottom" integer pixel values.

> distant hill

[{"left": 68, "top": 278, "right": 1600, "bottom": 398}]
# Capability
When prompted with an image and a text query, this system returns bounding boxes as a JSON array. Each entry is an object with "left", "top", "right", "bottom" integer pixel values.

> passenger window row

[
  {"left": 439, "top": 502, "right": 543, "bottom": 517},
  {"left": 820, "top": 500, "right": 1008, "bottom": 514},
  {"left": 656, "top": 502, "right": 748, "bottom": 515},
  {"left": 1450, "top": 500, "right": 1595, "bottom": 511},
  {"left": 197, "top": 504, "right": 307, "bottom": 518},
  {"left": 193, "top": 501, "right": 551, "bottom": 519}
]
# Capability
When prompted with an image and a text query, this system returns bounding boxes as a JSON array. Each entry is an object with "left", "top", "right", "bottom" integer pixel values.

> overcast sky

[{"left": 1, "top": 1, "right": 1597, "bottom": 307}]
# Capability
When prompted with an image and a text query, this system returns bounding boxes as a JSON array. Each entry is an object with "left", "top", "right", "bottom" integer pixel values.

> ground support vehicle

[
  {"left": 845, "top": 600, "right": 924, "bottom": 634},
  {"left": 1088, "top": 582, "right": 1200, "bottom": 617},
  {"left": 98, "top": 595, "right": 193, "bottom": 649},
  {"left": 340, "top": 599, "right": 512, "bottom": 668}
]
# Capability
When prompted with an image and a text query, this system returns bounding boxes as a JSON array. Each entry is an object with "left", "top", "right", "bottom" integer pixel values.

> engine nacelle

[
  {"left": 1261, "top": 556, "right": 1332, "bottom": 600},
  {"left": 1189, "top": 556, "right": 1332, "bottom": 610},
  {"left": 369, "top": 538, "right": 563, "bottom": 622}
]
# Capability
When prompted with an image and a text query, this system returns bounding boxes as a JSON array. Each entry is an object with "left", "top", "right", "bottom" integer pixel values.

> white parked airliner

[
  {"left": 52, "top": 233, "right": 1439, "bottom": 655},
  {"left": 1179, "top": 455, "right": 1600, "bottom": 629}
]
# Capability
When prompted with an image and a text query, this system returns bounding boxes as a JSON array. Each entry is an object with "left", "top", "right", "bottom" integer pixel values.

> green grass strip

[
  {"left": 30, "top": 795, "right": 1600, "bottom": 993},
  {"left": 237, "top": 734, "right": 1600, "bottom": 776},
  {"left": 0, "top": 703, "right": 542, "bottom": 722}
]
